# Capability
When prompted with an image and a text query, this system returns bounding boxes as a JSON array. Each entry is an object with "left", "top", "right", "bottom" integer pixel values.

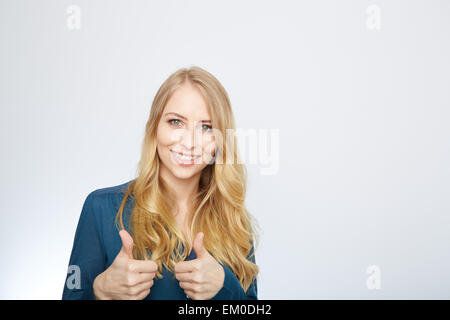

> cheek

[
  {"left": 156, "top": 126, "right": 173, "bottom": 162},
  {"left": 157, "top": 125, "right": 179, "bottom": 146},
  {"left": 202, "top": 135, "right": 216, "bottom": 155}
]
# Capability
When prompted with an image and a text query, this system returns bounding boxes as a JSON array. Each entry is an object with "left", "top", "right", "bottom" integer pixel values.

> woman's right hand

[{"left": 93, "top": 230, "right": 158, "bottom": 300}]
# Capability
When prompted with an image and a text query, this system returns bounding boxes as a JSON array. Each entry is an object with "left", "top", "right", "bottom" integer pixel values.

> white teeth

[{"left": 173, "top": 152, "right": 199, "bottom": 161}]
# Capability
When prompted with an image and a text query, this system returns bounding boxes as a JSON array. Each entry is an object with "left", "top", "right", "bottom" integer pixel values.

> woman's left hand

[{"left": 175, "top": 232, "right": 225, "bottom": 300}]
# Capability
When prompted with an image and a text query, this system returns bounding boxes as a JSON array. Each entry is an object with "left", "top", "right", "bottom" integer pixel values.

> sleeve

[
  {"left": 211, "top": 246, "right": 258, "bottom": 300},
  {"left": 62, "top": 192, "right": 107, "bottom": 300}
]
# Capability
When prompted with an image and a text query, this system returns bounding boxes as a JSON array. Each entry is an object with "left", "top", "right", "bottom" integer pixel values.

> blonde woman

[{"left": 62, "top": 66, "right": 259, "bottom": 300}]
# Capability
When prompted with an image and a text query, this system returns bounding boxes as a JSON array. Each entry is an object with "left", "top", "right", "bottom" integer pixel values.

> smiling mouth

[{"left": 170, "top": 150, "right": 201, "bottom": 161}]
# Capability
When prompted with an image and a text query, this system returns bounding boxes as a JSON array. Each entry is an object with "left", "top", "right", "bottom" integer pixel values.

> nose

[{"left": 179, "top": 124, "right": 203, "bottom": 153}]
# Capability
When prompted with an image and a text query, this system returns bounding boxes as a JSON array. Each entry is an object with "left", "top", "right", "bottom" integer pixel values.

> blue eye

[
  {"left": 202, "top": 124, "right": 212, "bottom": 132},
  {"left": 169, "top": 119, "right": 212, "bottom": 132},
  {"left": 168, "top": 119, "right": 182, "bottom": 126}
]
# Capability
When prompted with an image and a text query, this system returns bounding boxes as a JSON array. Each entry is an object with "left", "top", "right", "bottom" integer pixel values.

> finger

[
  {"left": 128, "top": 280, "right": 154, "bottom": 297},
  {"left": 184, "top": 289, "right": 196, "bottom": 300},
  {"left": 133, "top": 272, "right": 156, "bottom": 285},
  {"left": 134, "top": 288, "right": 151, "bottom": 300},
  {"left": 193, "top": 232, "right": 207, "bottom": 259},
  {"left": 179, "top": 281, "right": 199, "bottom": 292},
  {"left": 118, "top": 230, "right": 134, "bottom": 259},
  {"left": 175, "top": 272, "right": 196, "bottom": 283},
  {"left": 128, "top": 259, "right": 158, "bottom": 273},
  {"left": 129, "top": 284, "right": 152, "bottom": 300},
  {"left": 174, "top": 260, "right": 197, "bottom": 273}
]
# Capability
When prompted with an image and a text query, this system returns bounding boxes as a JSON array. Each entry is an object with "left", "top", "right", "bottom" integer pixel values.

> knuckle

[
  {"left": 127, "top": 263, "right": 135, "bottom": 273},
  {"left": 193, "top": 274, "right": 202, "bottom": 283},
  {"left": 135, "top": 287, "right": 151, "bottom": 300},
  {"left": 142, "top": 289, "right": 150, "bottom": 298},
  {"left": 128, "top": 286, "right": 138, "bottom": 296},
  {"left": 125, "top": 275, "right": 134, "bottom": 287},
  {"left": 103, "top": 273, "right": 112, "bottom": 284}
]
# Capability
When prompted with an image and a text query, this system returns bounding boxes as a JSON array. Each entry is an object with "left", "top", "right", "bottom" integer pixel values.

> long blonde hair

[{"left": 115, "top": 66, "right": 259, "bottom": 292}]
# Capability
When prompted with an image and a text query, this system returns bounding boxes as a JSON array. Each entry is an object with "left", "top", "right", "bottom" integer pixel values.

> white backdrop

[{"left": 1, "top": 0, "right": 449, "bottom": 299}]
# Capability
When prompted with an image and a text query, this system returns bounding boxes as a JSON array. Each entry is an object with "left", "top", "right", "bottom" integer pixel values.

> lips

[
  {"left": 170, "top": 150, "right": 201, "bottom": 166},
  {"left": 170, "top": 150, "right": 201, "bottom": 158}
]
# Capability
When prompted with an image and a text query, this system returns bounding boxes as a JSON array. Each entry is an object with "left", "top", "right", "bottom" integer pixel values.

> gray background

[{"left": 1, "top": 0, "right": 449, "bottom": 299}]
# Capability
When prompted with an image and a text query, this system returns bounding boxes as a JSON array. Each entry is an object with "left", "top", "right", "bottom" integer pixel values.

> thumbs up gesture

[
  {"left": 174, "top": 232, "right": 225, "bottom": 300},
  {"left": 93, "top": 230, "right": 158, "bottom": 300}
]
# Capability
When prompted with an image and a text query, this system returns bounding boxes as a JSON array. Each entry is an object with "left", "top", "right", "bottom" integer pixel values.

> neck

[{"left": 159, "top": 166, "right": 201, "bottom": 215}]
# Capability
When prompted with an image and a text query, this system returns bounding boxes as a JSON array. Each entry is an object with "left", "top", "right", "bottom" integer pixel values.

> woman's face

[{"left": 156, "top": 82, "right": 216, "bottom": 180}]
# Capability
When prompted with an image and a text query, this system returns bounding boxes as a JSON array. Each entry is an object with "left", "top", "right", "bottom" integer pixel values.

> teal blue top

[{"left": 62, "top": 180, "right": 257, "bottom": 300}]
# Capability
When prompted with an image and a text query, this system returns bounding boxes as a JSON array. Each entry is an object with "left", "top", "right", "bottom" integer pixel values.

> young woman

[{"left": 62, "top": 66, "right": 259, "bottom": 300}]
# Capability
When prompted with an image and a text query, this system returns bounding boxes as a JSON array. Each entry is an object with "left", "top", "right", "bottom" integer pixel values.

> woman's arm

[
  {"left": 211, "top": 247, "right": 258, "bottom": 300},
  {"left": 62, "top": 192, "right": 107, "bottom": 300}
]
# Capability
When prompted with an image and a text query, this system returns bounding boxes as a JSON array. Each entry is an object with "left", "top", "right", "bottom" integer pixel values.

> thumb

[
  {"left": 193, "top": 232, "right": 207, "bottom": 259},
  {"left": 118, "top": 229, "right": 134, "bottom": 259}
]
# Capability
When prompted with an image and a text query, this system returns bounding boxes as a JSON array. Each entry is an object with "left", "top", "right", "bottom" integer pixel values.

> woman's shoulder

[
  {"left": 84, "top": 179, "right": 135, "bottom": 212},
  {"left": 89, "top": 180, "right": 133, "bottom": 197}
]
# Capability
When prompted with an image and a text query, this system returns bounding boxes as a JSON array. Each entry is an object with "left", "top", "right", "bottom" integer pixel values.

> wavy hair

[{"left": 115, "top": 66, "right": 259, "bottom": 292}]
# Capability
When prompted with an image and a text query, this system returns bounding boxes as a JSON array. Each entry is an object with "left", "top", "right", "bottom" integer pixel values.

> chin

[
  {"left": 171, "top": 167, "right": 195, "bottom": 179},
  {"left": 169, "top": 166, "right": 203, "bottom": 180}
]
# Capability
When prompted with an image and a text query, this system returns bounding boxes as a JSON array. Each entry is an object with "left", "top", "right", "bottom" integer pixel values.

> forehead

[{"left": 163, "top": 83, "right": 211, "bottom": 120}]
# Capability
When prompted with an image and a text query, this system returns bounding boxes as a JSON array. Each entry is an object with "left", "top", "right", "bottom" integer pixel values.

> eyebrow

[{"left": 164, "top": 112, "right": 211, "bottom": 123}]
